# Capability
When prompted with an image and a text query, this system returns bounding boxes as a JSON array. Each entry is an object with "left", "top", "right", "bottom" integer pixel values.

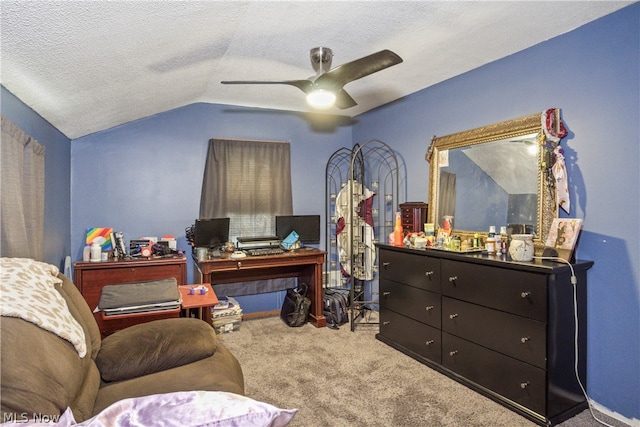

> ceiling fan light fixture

[{"left": 306, "top": 89, "right": 336, "bottom": 109}]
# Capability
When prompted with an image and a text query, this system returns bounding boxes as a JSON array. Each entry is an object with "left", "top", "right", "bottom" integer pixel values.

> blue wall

[
  {"left": 353, "top": 4, "right": 639, "bottom": 421},
  {"left": 2, "top": 3, "right": 637, "bottom": 421},
  {"left": 70, "top": 103, "right": 350, "bottom": 311},
  {"left": 0, "top": 86, "right": 71, "bottom": 270}
]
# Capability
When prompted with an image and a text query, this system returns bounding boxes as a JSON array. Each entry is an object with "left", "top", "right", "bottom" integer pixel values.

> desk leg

[
  {"left": 201, "top": 262, "right": 326, "bottom": 328},
  {"left": 300, "top": 263, "right": 327, "bottom": 328},
  {"left": 202, "top": 305, "right": 212, "bottom": 325}
]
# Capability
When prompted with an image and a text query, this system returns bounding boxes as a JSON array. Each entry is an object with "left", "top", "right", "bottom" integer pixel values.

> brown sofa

[{"left": 1, "top": 269, "right": 244, "bottom": 422}]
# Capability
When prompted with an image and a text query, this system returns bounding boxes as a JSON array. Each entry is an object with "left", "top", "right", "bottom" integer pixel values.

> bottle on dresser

[
  {"left": 486, "top": 226, "right": 497, "bottom": 255},
  {"left": 495, "top": 228, "right": 502, "bottom": 254},
  {"left": 500, "top": 226, "right": 508, "bottom": 254},
  {"left": 393, "top": 211, "right": 404, "bottom": 246}
]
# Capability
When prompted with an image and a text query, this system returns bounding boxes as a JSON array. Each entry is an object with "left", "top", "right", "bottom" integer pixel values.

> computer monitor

[
  {"left": 194, "top": 218, "right": 230, "bottom": 248},
  {"left": 275, "top": 215, "right": 321, "bottom": 245}
]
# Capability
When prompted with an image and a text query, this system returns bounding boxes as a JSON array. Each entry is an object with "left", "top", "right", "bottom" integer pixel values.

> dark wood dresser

[
  {"left": 376, "top": 244, "right": 592, "bottom": 426},
  {"left": 399, "top": 202, "right": 428, "bottom": 234},
  {"left": 74, "top": 257, "right": 187, "bottom": 336}
]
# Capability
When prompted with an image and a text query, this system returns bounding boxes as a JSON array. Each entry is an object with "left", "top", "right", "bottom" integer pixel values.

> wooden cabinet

[
  {"left": 376, "top": 244, "right": 592, "bottom": 426},
  {"left": 399, "top": 202, "right": 428, "bottom": 234},
  {"left": 74, "top": 257, "right": 187, "bottom": 336}
]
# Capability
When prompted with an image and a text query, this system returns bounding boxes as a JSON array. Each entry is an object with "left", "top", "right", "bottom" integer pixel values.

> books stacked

[{"left": 211, "top": 296, "right": 243, "bottom": 334}]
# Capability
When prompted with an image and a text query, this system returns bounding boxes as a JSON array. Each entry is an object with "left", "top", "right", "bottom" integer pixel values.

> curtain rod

[{"left": 210, "top": 137, "right": 289, "bottom": 144}]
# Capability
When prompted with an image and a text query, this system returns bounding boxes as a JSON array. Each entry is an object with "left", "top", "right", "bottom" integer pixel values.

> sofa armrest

[{"left": 96, "top": 318, "right": 217, "bottom": 382}]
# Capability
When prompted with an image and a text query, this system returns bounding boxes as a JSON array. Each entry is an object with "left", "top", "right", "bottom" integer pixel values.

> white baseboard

[{"left": 590, "top": 400, "right": 639, "bottom": 427}]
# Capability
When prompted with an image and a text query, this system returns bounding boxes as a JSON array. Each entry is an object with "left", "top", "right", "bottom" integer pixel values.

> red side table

[{"left": 179, "top": 283, "right": 218, "bottom": 326}]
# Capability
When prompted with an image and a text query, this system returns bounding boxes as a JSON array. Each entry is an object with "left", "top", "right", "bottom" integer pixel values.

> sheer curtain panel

[
  {"left": 1, "top": 115, "right": 45, "bottom": 260},
  {"left": 438, "top": 171, "right": 456, "bottom": 228}
]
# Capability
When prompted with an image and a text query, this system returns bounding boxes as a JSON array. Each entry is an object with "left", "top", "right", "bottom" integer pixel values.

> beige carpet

[{"left": 218, "top": 315, "right": 627, "bottom": 427}]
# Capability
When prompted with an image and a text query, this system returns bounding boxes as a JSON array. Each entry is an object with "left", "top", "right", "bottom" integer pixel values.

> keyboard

[{"left": 246, "top": 247, "right": 285, "bottom": 256}]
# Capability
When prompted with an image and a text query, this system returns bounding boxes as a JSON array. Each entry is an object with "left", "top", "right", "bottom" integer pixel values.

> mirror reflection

[
  {"left": 437, "top": 133, "right": 539, "bottom": 233},
  {"left": 428, "top": 110, "right": 560, "bottom": 251}
]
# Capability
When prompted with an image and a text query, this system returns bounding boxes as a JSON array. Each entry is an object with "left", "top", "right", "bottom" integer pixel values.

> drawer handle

[
  {"left": 521, "top": 291, "right": 531, "bottom": 298},
  {"left": 236, "top": 262, "right": 242, "bottom": 269},
  {"left": 425, "top": 340, "right": 434, "bottom": 346},
  {"left": 448, "top": 276, "right": 458, "bottom": 282},
  {"left": 383, "top": 291, "right": 391, "bottom": 296},
  {"left": 383, "top": 262, "right": 390, "bottom": 268},
  {"left": 425, "top": 270, "right": 434, "bottom": 276},
  {"left": 425, "top": 305, "right": 434, "bottom": 311},
  {"left": 449, "top": 313, "right": 458, "bottom": 319},
  {"left": 520, "top": 382, "right": 530, "bottom": 389},
  {"left": 521, "top": 337, "right": 530, "bottom": 344},
  {"left": 382, "top": 321, "right": 390, "bottom": 325},
  {"left": 449, "top": 350, "right": 458, "bottom": 356}
]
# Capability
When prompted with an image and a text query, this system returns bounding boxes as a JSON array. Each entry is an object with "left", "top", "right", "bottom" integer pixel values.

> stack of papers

[{"left": 212, "top": 297, "right": 243, "bottom": 333}]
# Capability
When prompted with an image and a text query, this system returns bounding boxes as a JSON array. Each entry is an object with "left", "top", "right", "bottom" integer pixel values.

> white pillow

[
  {"left": 4, "top": 392, "right": 297, "bottom": 427},
  {"left": 86, "top": 391, "right": 297, "bottom": 427}
]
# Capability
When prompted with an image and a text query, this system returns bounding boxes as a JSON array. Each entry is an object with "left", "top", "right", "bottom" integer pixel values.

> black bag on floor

[
  {"left": 323, "top": 288, "right": 350, "bottom": 330},
  {"left": 280, "top": 283, "right": 311, "bottom": 327}
]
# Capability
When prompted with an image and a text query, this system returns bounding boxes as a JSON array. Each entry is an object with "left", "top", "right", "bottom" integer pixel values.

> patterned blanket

[{"left": 0, "top": 257, "right": 87, "bottom": 357}]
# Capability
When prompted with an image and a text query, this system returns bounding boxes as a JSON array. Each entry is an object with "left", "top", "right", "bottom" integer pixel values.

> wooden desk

[
  {"left": 179, "top": 283, "right": 218, "bottom": 325},
  {"left": 198, "top": 248, "right": 326, "bottom": 328},
  {"left": 74, "top": 256, "right": 187, "bottom": 336}
]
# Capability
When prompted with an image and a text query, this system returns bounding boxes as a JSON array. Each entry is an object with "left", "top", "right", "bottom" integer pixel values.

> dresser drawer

[
  {"left": 380, "top": 279, "right": 440, "bottom": 328},
  {"left": 442, "top": 333, "right": 545, "bottom": 415},
  {"left": 441, "top": 259, "right": 546, "bottom": 321},
  {"left": 380, "top": 309, "right": 441, "bottom": 364},
  {"left": 442, "top": 297, "right": 546, "bottom": 368},
  {"left": 379, "top": 249, "right": 440, "bottom": 293}
]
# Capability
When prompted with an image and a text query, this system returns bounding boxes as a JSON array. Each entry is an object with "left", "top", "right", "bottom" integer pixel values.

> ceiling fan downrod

[{"left": 310, "top": 47, "right": 333, "bottom": 75}]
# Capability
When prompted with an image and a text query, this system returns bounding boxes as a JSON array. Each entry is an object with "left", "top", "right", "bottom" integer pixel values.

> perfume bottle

[
  {"left": 393, "top": 212, "right": 404, "bottom": 246},
  {"left": 500, "top": 226, "right": 508, "bottom": 254}
]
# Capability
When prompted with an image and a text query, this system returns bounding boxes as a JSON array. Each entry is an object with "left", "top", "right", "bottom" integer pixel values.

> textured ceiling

[{"left": 0, "top": 1, "right": 632, "bottom": 139}]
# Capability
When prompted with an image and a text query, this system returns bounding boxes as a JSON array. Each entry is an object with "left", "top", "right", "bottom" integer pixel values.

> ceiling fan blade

[
  {"left": 315, "top": 49, "right": 403, "bottom": 90},
  {"left": 335, "top": 89, "right": 357, "bottom": 109},
  {"left": 221, "top": 80, "right": 313, "bottom": 93}
]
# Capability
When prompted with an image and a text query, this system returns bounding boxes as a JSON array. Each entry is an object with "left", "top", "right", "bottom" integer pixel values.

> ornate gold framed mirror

[{"left": 427, "top": 111, "right": 559, "bottom": 253}]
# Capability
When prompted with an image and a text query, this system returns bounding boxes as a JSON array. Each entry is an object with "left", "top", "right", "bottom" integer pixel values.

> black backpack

[
  {"left": 323, "top": 288, "right": 350, "bottom": 330},
  {"left": 280, "top": 283, "right": 311, "bottom": 327}
]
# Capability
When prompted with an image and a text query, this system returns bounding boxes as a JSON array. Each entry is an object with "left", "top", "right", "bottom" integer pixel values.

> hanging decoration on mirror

[
  {"left": 541, "top": 108, "right": 570, "bottom": 214},
  {"left": 425, "top": 136, "right": 436, "bottom": 163}
]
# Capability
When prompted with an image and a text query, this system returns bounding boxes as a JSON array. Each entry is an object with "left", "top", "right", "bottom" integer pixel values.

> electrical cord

[{"left": 533, "top": 256, "right": 614, "bottom": 427}]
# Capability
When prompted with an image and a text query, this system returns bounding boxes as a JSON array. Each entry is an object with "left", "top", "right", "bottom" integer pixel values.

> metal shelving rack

[{"left": 325, "top": 140, "right": 400, "bottom": 331}]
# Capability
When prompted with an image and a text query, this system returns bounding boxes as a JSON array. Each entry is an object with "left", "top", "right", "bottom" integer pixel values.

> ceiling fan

[{"left": 221, "top": 47, "right": 403, "bottom": 109}]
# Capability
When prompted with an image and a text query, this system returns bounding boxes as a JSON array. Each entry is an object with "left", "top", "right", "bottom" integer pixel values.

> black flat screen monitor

[
  {"left": 194, "top": 218, "right": 230, "bottom": 248},
  {"left": 275, "top": 215, "right": 320, "bottom": 244}
]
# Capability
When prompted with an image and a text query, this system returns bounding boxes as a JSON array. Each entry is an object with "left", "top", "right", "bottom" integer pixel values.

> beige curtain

[
  {"left": 437, "top": 171, "right": 456, "bottom": 228},
  {"left": 200, "top": 138, "right": 293, "bottom": 239},
  {"left": 1, "top": 115, "right": 45, "bottom": 260},
  {"left": 199, "top": 138, "right": 294, "bottom": 296}
]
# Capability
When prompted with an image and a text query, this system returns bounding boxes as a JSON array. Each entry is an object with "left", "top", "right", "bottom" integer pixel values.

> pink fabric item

[
  {"left": 542, "top": 108, "right": 570, "bottom": 213},
  {"left": 552, "top": 146, "right": 570, "bottom": 214}
]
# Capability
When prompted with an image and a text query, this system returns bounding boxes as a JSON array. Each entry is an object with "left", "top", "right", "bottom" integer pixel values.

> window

[
  {"left": 199, "top": 138, "right": 294, "bottom": 296},
  {"left": 199, "top": 138, "right": 293, "bottom": 239}
]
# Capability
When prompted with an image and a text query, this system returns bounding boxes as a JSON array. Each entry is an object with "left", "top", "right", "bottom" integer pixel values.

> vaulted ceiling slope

[{"left": 0, "top": 1, "right": 632, "bottom": 139}]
